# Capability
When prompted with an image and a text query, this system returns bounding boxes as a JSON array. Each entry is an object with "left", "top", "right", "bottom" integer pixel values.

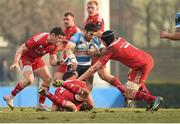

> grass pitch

[{"left": 0, "top": 107, "right": 180, "bottom": 123}]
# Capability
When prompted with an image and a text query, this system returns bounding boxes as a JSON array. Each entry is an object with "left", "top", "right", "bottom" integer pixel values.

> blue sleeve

[
  {"left": 70, "top": 32, "right": 81, "bottom": 44},
  {"left": 91, "top": 36, "right": 103, "bottom": 49}
]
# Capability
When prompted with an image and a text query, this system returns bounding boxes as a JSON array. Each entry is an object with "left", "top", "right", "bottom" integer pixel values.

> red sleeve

[
  {"left": 25, "top": 39, "right": 37, "bottom": 50},
  {"left": 99, "top": 49, "right": 112, "bottom": 65}
]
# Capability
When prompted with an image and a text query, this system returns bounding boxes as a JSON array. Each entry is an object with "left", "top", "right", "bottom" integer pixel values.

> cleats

[
  {"left": 36, "top": 103, "right": 50, "bottom": 112},
  {"left": 124, "top": 98, "right": 135, "bottom": 108},
  {"left": 38, "top": 88, "right": 47, "bottom": 96},
  {"left": 3, "top": 95, "right": 14, "bottom": 110},
  {"left": 150, "top": 96, "right": 163, "bottom": 111}
]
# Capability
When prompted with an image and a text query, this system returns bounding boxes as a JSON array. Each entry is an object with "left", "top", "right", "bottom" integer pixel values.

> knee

[
  {"left": 42, "top": 76, "right": 52, "bottom": 85},
  {"left": 23, "top": 77, "right": 34, "bottom": 86},
  {"left": 98, "top": 73, "right": 112, "bottom": 82}
]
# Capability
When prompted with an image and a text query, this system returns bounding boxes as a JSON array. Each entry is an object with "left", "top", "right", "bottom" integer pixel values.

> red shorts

[
  {"left": 19, "top": 56, "right": 45, "bottom": 71},
  {"left": 128, "top": 56, "right": 154, "bottom": 84}
]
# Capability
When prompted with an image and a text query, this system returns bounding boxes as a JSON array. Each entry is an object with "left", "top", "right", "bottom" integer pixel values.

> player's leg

[
  {"left": 53, "top": 72, "right": 64, "bottom": 81},
  {"left": 39, "top": 88, "right": 77, "bottom": 112},
  {"left": 34, "top": 59, "right": 51, "bottom": 111},
  {"left": 3, "top": 61, "right": 35, "bottom": 110},
  {"left": 53, "top": 64, "right": 67, "bottom": 84},
  {"left": 76, "top": 65, "right": 94, "bottom": 91},
  {"left": 125, "top": 88, "right": 163, "bottom": 111},
  {"left": 97, "top": 66, "right": 126, "bottom": 94},
  {"left": 138, "top": 64, "right": 154, "bottom": 95}
]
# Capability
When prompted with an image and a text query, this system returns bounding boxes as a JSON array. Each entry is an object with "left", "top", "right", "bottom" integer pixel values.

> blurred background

[{"left": 0, "top": 0, "right": 180, "bottom": 108}]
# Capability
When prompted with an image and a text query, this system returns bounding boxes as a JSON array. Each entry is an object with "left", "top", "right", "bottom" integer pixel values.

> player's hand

[
  {"left": 10, "top": 63, "right": 19, "bottom": 70},
  {"left": 57, "top": 59, "right": 66, "bottom": 65},
  {"left": 53, "top": 80, "right": 64, "bottom": 87},
  {"left": 94, "top": 31, "right": 102, "bottom": 38},
  {"left": 71, "top": 61, "right": 77, "bottom": 70},
  {"left": 160, "top": 31, "right": 170, "bottom": 39}
]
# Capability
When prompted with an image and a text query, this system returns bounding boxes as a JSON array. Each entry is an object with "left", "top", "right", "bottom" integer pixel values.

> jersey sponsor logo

[
  {"left": 59, "top": 87, "right": 65, "bottom": 93},
  {"left": 39, "top": 45, "right": 43, "bottom": 48}
]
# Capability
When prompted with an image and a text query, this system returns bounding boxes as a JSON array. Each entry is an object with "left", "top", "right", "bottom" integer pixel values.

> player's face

[
  {"left": 51, "top": 34, "right": 65, "bottom": 44},
  {"left": 87, "top": 3, "right": 98, "bottom": 16},
  {"left": 85, "top": 31, "right": 96, "bottom": 41},
  {"left": 64, "top": 15, "right": 74, "bottom": 28}
]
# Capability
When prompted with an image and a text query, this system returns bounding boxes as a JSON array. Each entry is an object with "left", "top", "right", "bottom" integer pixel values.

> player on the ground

[
  {"left": 39, "top": 71, "right": 93, "bottom": 112},
  {"left": 53, "top": 12, "right": 81, "bottom": 83},
  {"left": 3, "top": 27, "right": 65, "bottom": 111},
  {"left": 79, "top": 30, "right": 163, "bottom": 111}
]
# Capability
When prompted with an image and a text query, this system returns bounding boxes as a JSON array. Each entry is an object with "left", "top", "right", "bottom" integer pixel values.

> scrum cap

[{"left": 101, "top": 30, "right": 115, "bottom": 46}]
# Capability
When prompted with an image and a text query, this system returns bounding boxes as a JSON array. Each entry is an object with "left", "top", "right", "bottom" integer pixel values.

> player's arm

[
  {"left": 78, "top": 50, "right": 111, "bottom": 81},
  {"left": 10, "top": 43, "right": 28, "bottom": 70},
  {"left": 78, "top": 61, "right": 102, "bottom": 81},
  {"left": 49, "top": 54, "right": 63, "bottom": 66},
  {"left": 49, "top": 44, "right": 67, "bottom": 66},
  {"left": 160, "top": 31, "right": 180, "bottom": 40},
  {"left": 64, "top": 41, "right": 78, "bottom": 70}
]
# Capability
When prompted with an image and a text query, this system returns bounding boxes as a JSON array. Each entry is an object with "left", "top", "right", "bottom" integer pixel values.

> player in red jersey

[
  {"left": 79, "top": 30, "right": 163, "bottom": 111},
  {"left": 3, "top": 27, "right": 65, "bottom": 111},
  {"left": 84, "top": 0, "right": 104, "bottom": 37},
  {"left": 39, "top": 71, "right": 93, "bottom": 112},
  {"left": 53, "top": 12, "right": 81, "bottom": 82},
  {"left": 64, "top": 12, "right": 81, "bottom": 41}
]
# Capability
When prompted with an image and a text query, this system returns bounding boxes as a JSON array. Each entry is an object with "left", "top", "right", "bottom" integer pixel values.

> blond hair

[{"left": 87, "top": 0, "right": 98, "bottom": 6}]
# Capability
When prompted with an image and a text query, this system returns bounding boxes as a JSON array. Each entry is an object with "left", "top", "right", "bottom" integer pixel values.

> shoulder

[
  {"left": 70, "top": 32, "right": 83, "bottom": 43},
  {"left": 32, "top": 32, "right": 49, "bottom": 42},
  {"left": 97, "top": 14, "right": 104, "bottom": 21}
]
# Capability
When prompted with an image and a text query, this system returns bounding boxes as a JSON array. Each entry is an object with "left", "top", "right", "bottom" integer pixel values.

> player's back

[
  {"left": 64, "top": 79, "right": 89, "bottom": 91},
  {"left": 23, "top": 32, "right": 58, "bottom": 59},
  {"left": 108, "top": 37, "right": 153, "bottom": 68},
  {"left": 54, "top": 79, "right": 89, "bottom": 108},
  {"left": 55, "top": 87, "right": 74, "bottom": 102}
]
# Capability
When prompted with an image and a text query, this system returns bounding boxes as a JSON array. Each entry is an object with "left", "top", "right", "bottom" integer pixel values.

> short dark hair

[
  {"left": 50, "top": 27, "right": 65, "bottom": 36},
  {"left": 101, "top": 30, "right": 115, "bottom": 46},
  {"left": 84, "top": 23, "right": 99, "bottom": 32},
  {"left": 63, "top": 71, "right": 78, "bottom": 81},
  {"left": 64, "top": 12, "right": 74, "bottom": 18}
]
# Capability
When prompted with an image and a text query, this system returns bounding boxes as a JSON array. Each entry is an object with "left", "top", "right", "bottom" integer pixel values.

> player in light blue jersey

[{"left": 64, "top": 23, "right": 99, "bottom": 90}]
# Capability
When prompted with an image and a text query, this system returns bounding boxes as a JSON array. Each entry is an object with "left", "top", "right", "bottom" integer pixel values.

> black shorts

[{"left": 76, "top": 65, "right": 91, "bottom": 77}]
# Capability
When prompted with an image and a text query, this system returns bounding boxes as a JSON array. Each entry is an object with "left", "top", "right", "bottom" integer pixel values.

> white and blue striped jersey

[{"left": 70, "top": 32, "right": 91, "bottom": 66}]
